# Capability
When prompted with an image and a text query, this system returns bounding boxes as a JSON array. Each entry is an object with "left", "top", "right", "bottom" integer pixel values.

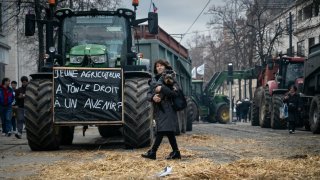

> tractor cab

[
  {"left": 275, "top": 56, "right": 304, "bottom": 91},
  {"left": 191, "top": 79, "right": 204, "bottom": 103},
  {"left": 60, "top": 11, "right": 130, "bottom": 68},
  {"left": 25, "top": 6, "right": 158, "bottom": 71}
]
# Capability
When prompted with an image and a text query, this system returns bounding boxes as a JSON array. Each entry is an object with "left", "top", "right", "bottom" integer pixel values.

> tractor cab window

[
  {"left": 62, "top": 15, "right": 128, "bottom": 67},
  {"left": 285, "top": 63, "right": 304, "bottom": 88},
  {"left": 192, "top": 83, "right": 202, "bottom": 96}
]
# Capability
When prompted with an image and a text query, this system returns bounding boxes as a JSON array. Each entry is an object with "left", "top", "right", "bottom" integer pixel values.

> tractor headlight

[
  {"left": 91, "top": 55, "right": 106, "bottom": 64},
  {"left": 70, "top": 56, "right": 83, "bottom": 64}
]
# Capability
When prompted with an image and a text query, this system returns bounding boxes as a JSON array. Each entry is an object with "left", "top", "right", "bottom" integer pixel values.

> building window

[
  {"left": 298, "top": 10, "right": 303, "bottom": 21},
  {"left": 309, "top": 37, "right": 315, "bottom": 48},
  {"left": 315, "top": 1, "right": 320, "bottom": 16},
  {"left": 304, "top": 4, "right": 313, "bottom": 19},
  {"left": 297, "top": 41, "right": 305, "bottom": 57}
]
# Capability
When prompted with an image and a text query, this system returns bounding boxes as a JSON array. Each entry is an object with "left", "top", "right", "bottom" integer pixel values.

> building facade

[
  {"left": 269, "top": 0, "right": 320, "bottom": 57},
  {"left": 0, "top": 2, "right": 11, "bottom": 81}
]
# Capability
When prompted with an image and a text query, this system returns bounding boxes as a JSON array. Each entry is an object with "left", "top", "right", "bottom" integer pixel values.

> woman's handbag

[{"left": 172, "top": 89, "right": 187, "bottom": 111}]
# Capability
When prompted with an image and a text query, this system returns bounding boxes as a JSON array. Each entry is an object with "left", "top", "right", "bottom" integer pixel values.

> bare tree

[
  {"left": 207, "top": 0, "right": 250, "bottom": 70},
  {"left": 243, "top": 0, "right": 286, "bottom": 65}
]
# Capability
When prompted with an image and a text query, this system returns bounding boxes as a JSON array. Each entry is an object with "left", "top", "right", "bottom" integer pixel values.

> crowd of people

[
  {"left": 0, "top": 76, "right": 28, "bottom": 139},
  {"left": 235, "top": 98, "right": 251, "bottom": 122}
]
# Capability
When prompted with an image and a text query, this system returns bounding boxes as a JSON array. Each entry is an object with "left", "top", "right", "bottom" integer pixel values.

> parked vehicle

[
  {"left": 251, "top": 55, "right": 305, "bottom": 129},
  {"left": 192, "top": 69, "right": 256, "bottom": 123},
  {"left": 302, "top": 44, "right": 320, "bottom": 134},
  {"left": 24, "top": 0, "right": 161, "bottom": 150},
  {"left": 133, "top": 25, "right": 193, "bottom": 133}
]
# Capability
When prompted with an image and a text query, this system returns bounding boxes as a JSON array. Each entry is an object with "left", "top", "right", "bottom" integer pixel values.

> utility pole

[
  {"left": 288, "top": 12, "right": 293, "bottom": 56},
  {"left": 228, "top": 63, "right": 233, "bottom": 123}
]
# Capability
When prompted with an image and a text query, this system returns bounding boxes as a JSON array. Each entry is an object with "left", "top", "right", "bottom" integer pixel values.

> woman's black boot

[
  {"left": 141, "top": 150, "right": 156, "bottom": 160},
  {"left": 166, "top": 150, "right": 181, "bottom": 159}
]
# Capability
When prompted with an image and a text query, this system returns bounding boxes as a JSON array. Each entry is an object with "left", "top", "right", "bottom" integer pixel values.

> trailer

[
  {"left": 302, "top": 44, "right": 320, "bottom": 133},
  {"left": 134, "top": 25, "right": 194, "bottom": 133}
]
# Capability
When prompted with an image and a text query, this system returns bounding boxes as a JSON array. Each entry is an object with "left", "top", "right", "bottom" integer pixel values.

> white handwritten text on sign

[{"left": 53, "top": 68, "right": 123, "bottom": 122}]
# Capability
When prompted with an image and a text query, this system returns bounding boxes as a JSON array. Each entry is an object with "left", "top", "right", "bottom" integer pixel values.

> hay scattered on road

[
  {"left": 26, "top": 151, "right": 320, "bottom": 179},
  {"left": 3, "top": 134, "right": 319, "bottom": 179}
]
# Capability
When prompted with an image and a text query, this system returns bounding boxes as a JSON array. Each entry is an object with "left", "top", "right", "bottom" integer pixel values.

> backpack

[{"left": 172, "top": 89, "right": 187, "bottom": 111}]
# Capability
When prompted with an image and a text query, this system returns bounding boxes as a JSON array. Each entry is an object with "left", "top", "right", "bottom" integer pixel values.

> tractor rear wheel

[
  {"left": 251, "top": 87, "right": 262, "bottom": 126},
  {"left": 259, "top": 87, "right": 271, "bottom": 128},
  {"left": 271, "top": 95, "right": 286, "bottom": 129},
  {"left": 123, "top": 77, "right": 153, "bottom": 148},
  {"left": 208, "top": 105, "right": 218, "bottom": 123},
  {"left": 25, "top": 79, "right": 60, "bottom": 151},
  {"left": 216, "top": 103, "right": 229, "bottom": 124},
  {"left": 175, "top": 110, "right": 186, "bottom": 135},
  {"left": 186, "top": 97, "right": 197, "bottom": 131},
  {"left": 309, "top": 96, "right": 320, "bottom": 134},
  {"left": 98, "top": 126, "right": 122, "bottom": 137},
  {"left": 60, "top": 126, "right": 74, "bottom": 145}
]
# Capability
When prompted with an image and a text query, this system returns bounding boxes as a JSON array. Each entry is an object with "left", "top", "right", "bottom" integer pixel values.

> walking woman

[
  {"left": 141, "top": 59, "right": 181, "bottom": 160},
  {"left": 283, "top": 85, "right": 301, "bottom": 134}
]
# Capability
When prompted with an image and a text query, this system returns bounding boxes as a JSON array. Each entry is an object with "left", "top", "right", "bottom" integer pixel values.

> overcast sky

[{"left": 123, "top": 0, "right": 225, "bottom": 46}]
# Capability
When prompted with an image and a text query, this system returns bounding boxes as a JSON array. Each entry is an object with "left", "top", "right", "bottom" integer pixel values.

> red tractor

[{"left": 251, "top": 55, "right": 305, "bottom": 129}]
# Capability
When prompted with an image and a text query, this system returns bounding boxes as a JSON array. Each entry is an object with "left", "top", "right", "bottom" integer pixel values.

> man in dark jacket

[
  {"left": 283, "top": 85, "right": 301, "bottom": 134},
  {"left": 235, "top": 100, "right": 242, "bottom": 122},
  {"left": 11, "top": 81, "right": 18, "bottom": 134},
  {"left": 0, "top": 78, "right": 15, "bottom": 136},
  {"left": 241, "top": 98, "right": 251, "bottom": 122},
  {"left": 15, "top": 76, "right": 28, "bottom": 139},
  {"left": 141, "top": 59, "right": 181, "bottom": 160}
]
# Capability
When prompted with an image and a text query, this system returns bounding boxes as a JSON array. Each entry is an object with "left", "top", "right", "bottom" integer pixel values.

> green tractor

[
  {"left": 24, "top": 1, "right": 159, "bottom": 150},
  {"left": 192, "top": 70, "right": 256, "bottom": 123}
]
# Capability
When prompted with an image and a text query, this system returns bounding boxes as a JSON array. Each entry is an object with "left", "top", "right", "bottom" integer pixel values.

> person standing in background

[
  {"left": 0, "top": 78, "right": 14, "bottom": 137},
  {"left": 15, "top": 76, "right": 28, "bottom": 139},
  {"left": 11, "top": 80, "right": 18, "bottom": 134}
]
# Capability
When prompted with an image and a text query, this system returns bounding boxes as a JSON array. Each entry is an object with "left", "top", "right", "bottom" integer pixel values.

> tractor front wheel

[
  {"left": 123, "top": 77, "right": 154, "bottom": 148},
  {"left": 309, "top": 96, "right": 320, "bottom": 134},
  {"left": 259, "top": 87, "right": 271, "bottom": 128},
  {"left": 271, "top": 95, "right": 286, "bottom": 129},
  {"left": 216, "top": 103, "right": 229, "bottom": 124},
  {"left": 25, "top": 79, "right": 60, "bottom": 151}
]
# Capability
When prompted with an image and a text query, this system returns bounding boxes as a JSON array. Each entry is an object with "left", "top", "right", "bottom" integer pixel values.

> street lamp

[{"left": 228, "top": 63, "right": 233, "bottom": 123}]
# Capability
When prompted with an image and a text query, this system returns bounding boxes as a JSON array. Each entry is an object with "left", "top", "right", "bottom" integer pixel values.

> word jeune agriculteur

[{"left": 53, "top": 69, "right": 122, "bottom": 112}]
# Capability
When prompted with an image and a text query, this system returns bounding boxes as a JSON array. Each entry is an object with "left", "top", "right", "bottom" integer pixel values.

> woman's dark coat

[
  {"left": 148, "top": 74, "right": 178, "bottom": 132},
  {"left": 283, "top": 93, "right": 301, "bottom": 122}
]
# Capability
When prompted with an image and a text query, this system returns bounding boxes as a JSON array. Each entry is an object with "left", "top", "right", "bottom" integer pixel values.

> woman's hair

[
  {"left": 290, "top": 85, "right": 297, "bottom": 92},
  {"left": 2, "top": 78, "right": 10, "bottom": 85},
  {"left": 153, "top": 59, "right": 172, "bottom": 74}
]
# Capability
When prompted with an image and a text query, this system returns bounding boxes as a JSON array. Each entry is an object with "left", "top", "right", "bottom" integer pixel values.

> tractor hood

[{"left": 69, "top": 44, "right": 107, "bottom": 56}]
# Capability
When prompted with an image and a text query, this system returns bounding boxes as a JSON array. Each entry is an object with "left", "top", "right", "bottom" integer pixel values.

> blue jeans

[
  {"left": 0, "top": 106, "right": 13, "bottom": 134},
  {"left": 17, "top": 108, "right": 25, "bottom": 134}
]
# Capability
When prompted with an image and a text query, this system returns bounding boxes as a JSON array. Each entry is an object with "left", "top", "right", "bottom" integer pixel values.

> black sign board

[{"left": 53, "top": 67, "right": 123, "bottom": 123}]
